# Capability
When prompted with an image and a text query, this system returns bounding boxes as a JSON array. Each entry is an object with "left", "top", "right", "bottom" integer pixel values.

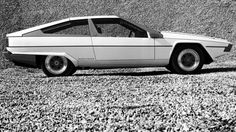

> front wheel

[
  {"left": 165, "top": 65, "right": 175, "bottom": 73},
  {"left": 170, "top": 46, "right": 204, "bottom": 74},
  {"left": 41, "top": 56, "right": 75, "bottom": 77}
]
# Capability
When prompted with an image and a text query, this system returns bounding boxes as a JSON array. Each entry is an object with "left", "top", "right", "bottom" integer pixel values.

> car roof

[
  {"left": 7, "top": 15, "right": 119, "bottom": 37},
  {"left": 70, "top": 15, "right": 119, "bottom": 20}
]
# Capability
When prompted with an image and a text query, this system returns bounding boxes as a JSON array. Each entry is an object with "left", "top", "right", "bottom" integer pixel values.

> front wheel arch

[
  {"left": 170, "top": 43, "right": 213, "bottom": 65},
  {"left": 169, "top": 44, "right": 206, "bottom": 74}
]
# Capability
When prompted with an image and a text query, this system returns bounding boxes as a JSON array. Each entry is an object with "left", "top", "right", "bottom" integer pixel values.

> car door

[{"left": 89, "top": 18, "right": 154, "bottom": 61}]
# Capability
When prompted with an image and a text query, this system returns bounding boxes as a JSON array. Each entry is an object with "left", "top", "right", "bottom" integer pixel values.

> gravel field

[{"left": 1, "top": 54, "right": 236, "bottom": 131}]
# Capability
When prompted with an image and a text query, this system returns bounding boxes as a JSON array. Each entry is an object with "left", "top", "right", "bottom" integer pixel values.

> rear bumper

[
  {"left": 2, "top": 51, "right": 37, "bottom": 68},
  {"left": 2, "top": 51, "right": 12, "bottom": 61}
]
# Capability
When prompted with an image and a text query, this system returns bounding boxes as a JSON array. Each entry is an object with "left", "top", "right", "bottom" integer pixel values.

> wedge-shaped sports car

[{"left": 4, "top": 15, "right": 233, "bottom": 76}]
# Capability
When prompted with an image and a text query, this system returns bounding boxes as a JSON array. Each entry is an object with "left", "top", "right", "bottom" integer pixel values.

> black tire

[
  {"left": 68, "top": 67, "right": 77, "bottom": 76},
  {"left": 170, "top": 46, "right": 204, "bottom": 74},
  {"left": 165, "top": 65, "right": 175, "bottom": 73},
  {"left": 41, "top": 56, "right": 75, "bottom": 77}
]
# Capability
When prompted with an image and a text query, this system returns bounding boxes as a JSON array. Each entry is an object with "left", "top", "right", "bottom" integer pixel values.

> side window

[
  {"left": 96, "top": 24, "right": 131, "bottom": 37},
  {"left": 41, "top": 20, "right": 90, "bottom": 36},
  {"left": 92, "top": 18, "right": 148, "bottom": 38}
]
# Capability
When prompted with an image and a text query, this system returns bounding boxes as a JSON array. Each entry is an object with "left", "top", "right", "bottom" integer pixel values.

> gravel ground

[{"left": 1, "top": 55, "right": 236, "bottom": 131}]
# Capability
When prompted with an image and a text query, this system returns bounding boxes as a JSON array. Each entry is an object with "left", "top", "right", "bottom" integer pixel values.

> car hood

[{"left": 161, "top": 31, "right": 230, "bottom": 44}]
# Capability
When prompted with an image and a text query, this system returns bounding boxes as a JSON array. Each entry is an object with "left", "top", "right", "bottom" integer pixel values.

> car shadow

[
  {"left": 74, "top": 67, "right": 236, "bottom": 77},
  {"left": 74, "top": 70, "right": 171, "bottom": 77},
  {"left": 200, "top": 67, "right": 236, "bottom": 74}
]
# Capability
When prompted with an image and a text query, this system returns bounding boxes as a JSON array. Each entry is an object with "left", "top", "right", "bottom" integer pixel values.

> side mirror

[{"left": 150, "top": 32, "right": 163, "bottom": 38}]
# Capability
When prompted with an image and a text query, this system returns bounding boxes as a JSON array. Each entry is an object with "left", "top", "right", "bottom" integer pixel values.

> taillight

[
  {"left": 2, "top": 39, "right": 7, "bottom": 52},
  {"left": 6, "top": 38, "right": 8, "bottom": 47}
]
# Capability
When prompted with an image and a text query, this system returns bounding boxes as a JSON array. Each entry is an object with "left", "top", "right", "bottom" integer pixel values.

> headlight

[{"left": 224, "top": 44, "right": 233, "bottom": 52}]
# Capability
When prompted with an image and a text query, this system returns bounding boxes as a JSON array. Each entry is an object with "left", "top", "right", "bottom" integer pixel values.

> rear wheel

[
  {"left": 41, "top": 56, "right": 75, "bottom": 77},
  {"left": 68, "top": 67, "right": 77, "bottom": 76},
  {"left": 170, "top": 46, "right": 204, "bottom": 74}
]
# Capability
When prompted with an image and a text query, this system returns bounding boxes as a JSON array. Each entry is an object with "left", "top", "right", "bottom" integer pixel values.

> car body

[{"left": 4, "top": 15, "right": 234, "bottom": 76}]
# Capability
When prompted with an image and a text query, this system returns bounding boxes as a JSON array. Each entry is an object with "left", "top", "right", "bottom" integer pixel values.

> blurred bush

[
  {"left": 18, "top": 0, "right": 236, "bottom": 41},
  {"left": 1, "top": 0, "right": 236, "bottom": 68},
  {"left": 0, "top": 0, "right": 21, "bottom": 68}
]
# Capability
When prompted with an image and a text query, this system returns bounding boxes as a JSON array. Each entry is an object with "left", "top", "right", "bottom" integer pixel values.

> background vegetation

[{"left": 1, "top": 0, "right": 236, "bottom": 65}]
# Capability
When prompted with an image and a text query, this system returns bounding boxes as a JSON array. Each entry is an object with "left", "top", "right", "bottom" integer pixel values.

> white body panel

[
  {"left": 92, "top": 37, "right": 154, "bottom": 60},
  {"left": 7, "top": 37, "right": 94, "bottom": 66},
  {"left": 161, "top": 31, "right": 229, "bottom": 44},
  {"left": 154, "top": 39, "right": 173, "bottom": 60}
]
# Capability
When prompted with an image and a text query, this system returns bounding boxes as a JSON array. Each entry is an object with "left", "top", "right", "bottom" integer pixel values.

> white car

[{"left": 4, "top": 15, "right": 233, "bottom": 76}]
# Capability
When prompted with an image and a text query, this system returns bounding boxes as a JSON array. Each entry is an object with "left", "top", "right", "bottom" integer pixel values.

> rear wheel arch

[
  {"left": 41, "top": 55, "right": 76, "bottom": 77},
  {"left": 36, "top": 55, "right": 77, "bottom": 76}
]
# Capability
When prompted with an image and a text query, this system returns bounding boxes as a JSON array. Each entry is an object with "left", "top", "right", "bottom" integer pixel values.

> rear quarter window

[{"left": 41, "top": 20, "right": 90, "bottom": 36}]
